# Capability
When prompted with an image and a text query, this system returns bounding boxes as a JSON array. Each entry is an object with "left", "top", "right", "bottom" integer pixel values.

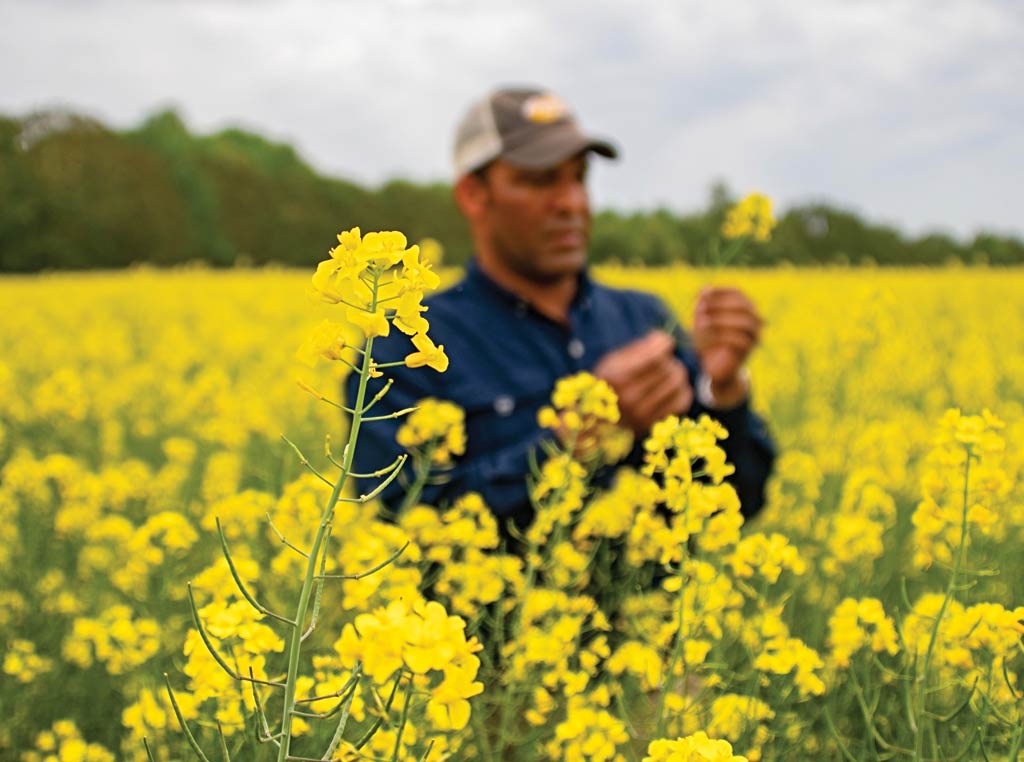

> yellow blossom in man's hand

[{"left": 721, "top": 193, "right": 775, "bottom": 242}]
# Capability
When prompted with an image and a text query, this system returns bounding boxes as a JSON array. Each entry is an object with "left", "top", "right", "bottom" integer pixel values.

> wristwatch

[{"left": 696, "top": 368, "right": 750, "bottom": 411}]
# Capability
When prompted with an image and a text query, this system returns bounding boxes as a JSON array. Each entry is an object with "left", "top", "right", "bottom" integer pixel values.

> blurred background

[{"left": 1, "top": 0, "right": 1022, "bottom": 271}]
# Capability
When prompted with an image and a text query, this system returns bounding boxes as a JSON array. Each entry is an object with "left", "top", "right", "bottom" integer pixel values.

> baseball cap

[{"left": 452, "top": 87, "right": 618, "bottom": 178}]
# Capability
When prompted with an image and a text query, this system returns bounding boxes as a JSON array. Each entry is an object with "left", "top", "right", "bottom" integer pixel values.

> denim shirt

[{"left": 346, "top": 260, "right": 775, "bottom": 526}]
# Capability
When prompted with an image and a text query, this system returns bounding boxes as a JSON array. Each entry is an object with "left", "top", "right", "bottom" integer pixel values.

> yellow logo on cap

[{"left": 522, "top": 93, "right": 569, "bottom": 123}]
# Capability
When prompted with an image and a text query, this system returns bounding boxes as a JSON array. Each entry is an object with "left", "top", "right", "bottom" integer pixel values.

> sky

[{"left": 2, "top": 0, "right": 1022, "bottom": 239}]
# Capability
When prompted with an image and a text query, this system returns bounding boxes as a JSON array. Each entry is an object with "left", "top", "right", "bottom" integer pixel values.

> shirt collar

[{"left": 464, "top": 258, "right": 595, "bottom": 314}]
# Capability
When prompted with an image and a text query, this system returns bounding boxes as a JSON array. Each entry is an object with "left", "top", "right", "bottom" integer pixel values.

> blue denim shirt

[{"left": 346, "top": 260, "right": 775, "bottom": 526}]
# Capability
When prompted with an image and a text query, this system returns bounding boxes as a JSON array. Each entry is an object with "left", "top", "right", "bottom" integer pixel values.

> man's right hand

[{"left": 593, "top": 331, "right": 693, "bottom": 437}]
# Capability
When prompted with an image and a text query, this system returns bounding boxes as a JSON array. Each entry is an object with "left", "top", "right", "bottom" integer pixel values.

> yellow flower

[
  {"left": 396, "top": 398, "right": 465, "bottom": 465},
  {"left": 546, "top": 693, "right": 629, "bottom": 762},
  {"left": 427, "top": 664, "right": 484, "bottom": 730},
  {"left": 827, "top": 597, "right": 899, "bottom": 668},
  {"left": 606, "top": 641, "right": 662, "bottom": 690},
  {"left": 721, "top": 193, "right": 775, "bottom": 242},
  {"left": 3, "top": 639, "right": 53, "bottom": 684},
  {"left": 753, "top": 637, "right": 826, "bottom": 697},
  {"left": 359, "top": 230, "right": 410, "bottom": 269},
  {"left": 400, "top": 245, "right": 441, "bottom": 292},
  {"left": 310, "top": 254, "right": 365, "bottom": 304},
  {"left": 706, "top": 694, "right": 774, "bottom": 743},
  {"left": 295, "top": 319, "right": 349, "bottom": 367},
  {"left": 645, "top": 732, "right": 748, "bottom": 762},
  {"left": 346, "top": 304, "right": 390, "bottom": 338},
  {"left": 403, "top": 599, "right": 469, "bottom": 674},
  {"left": 392, "top": 291, "right": 431, "bottom": 336},
  {"left": 404, "top": 332, "right": 449, "bottom": 372},
  {"left": 25, "top": 720, "right": 115, "bottom": 762},
  {"left": 539, "top": 372, "right": 631, "bottom": 465},
  {"left": 726, "top": 533, "right": 806, "bottom": 583}
]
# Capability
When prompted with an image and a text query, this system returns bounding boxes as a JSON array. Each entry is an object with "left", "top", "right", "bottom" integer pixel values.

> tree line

[{"left": 1, "top": 108, "right": 1021, "bottom": 272}]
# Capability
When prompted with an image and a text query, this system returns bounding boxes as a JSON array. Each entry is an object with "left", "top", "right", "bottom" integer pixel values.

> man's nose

[{"left": 552, "top": 178, "right": 589, "bottom": 215}]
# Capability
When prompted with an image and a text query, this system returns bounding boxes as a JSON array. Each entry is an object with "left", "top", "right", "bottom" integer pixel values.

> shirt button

[
  {"left": 567, "top": 338, "right": 585, "bottom": 359},
  {"left": 494, "top": 395, "right": 515, "bottom": 416},
  {"left": 515, "top": 301, "right": 528, "bottom": 317}
]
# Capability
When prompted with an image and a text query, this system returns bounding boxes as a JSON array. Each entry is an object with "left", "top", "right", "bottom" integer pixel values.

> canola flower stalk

[
  {"left": 707, "top": 193, "right": 775, "bottom": 269},
  {"left": 168, "top": 228, "right": 456, "bottom": 762},
  {"left": 654, "top": 538, "right": 692, "bottom": 741},
  {"left": 274, "top": 251, "right": 391, "bottom": 762},
  {"left": 911, "top": 422, "right": 977, "bottom": 762},
  {"left": 487, "top": 374, "right": 614, "bottom": 756}
]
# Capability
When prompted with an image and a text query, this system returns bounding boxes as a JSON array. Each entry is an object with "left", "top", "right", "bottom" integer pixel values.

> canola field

[{"left": 1, "top": 264, "right": 1022, "bottom": 762}]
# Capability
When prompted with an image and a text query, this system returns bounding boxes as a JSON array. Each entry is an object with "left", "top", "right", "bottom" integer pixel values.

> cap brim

[{"left": 501, "top": 123, "right": 618, "bottom": 169}]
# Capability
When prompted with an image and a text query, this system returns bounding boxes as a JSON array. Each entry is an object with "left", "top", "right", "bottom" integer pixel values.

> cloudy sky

[{"left": 3, "top": 0, "right": 1022, "bottom": 238}]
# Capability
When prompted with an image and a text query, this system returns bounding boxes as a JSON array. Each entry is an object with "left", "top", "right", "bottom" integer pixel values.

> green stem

[
  {"left": 492, "top": 437, "right": 577, "bottom": 759},
  {"left": 1006, "top": 720, "right": 1023, "bottom": 761},
  {"left": 850, "top": 661, "right": 885, "bottom": 759},
  {"left": 913, "top": 449, "right": 973, "bottom": 762},
  {"left": 654, "top": 558, "right": 688, "bottom": 739},
  {"left": 654, "top": 488, "right": 691, "bottom": 740},
  {"left": 276, "top": 272, "right": 382, "bottom": 762},
  {"left": 398, "top": 442, "right": 437, "bottom": 514},
  {"left": 390, "top": 672, "right": 414, "bottom": 762}
]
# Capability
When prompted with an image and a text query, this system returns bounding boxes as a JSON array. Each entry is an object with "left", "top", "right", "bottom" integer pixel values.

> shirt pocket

[{"left": 450, "top": 381, "right": 553, "bottom": 455}]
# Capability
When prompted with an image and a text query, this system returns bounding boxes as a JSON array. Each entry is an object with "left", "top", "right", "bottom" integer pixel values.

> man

[{"left": 347, "top": 86, "right": 774, "bottom": 527}]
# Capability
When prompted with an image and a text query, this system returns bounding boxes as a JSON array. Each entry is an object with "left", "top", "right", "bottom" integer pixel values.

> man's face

[{"left": 473, "top": 154, "right": 591, "bottom": 283}]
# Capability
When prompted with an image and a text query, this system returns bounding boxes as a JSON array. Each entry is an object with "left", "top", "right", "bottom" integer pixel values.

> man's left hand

[{"left": 693, "top": 286, "right": 764, "bottom": 408}]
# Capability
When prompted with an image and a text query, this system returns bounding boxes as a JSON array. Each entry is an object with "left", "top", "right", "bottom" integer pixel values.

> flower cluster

[
  {"left": 645, "top": 732, "right": 748, "bottom": 762},
  {"left": 538, "top": 371, "right": 634, "bottom": 464},
  {"left": 902, "top": 593, "right": 1024, "bottom": 705},
  {"left": 753, "top": 636, "right": 827, "bottom": 698},
  {"left": 294, "top": 319, "right": 348, "bottom": 368},
  {"left": 726, "top": 533, "right": 806, "bottom": 584},
  {"left": 912, "top": 409, "right": 1010, "bottom": 568},
  {"left": 644, "top": 414, "right": 734, "bottom": 487},
  {"left": 826, "top": 597, "right": 900, "bottom": 668},
  {"left": 721, "top": 193, "right": 775, "bottom": 243},
  {"left": 635, "top": 415, "right": 742, "bottom": 561},
  {"left": 309, "top": 227, "right": 448, "bottom": 370},
  {"left": 396, "top": 397, "right": 467, "bottom": 466},
  {"left": 182, "top": 599, "right": 285, "bottom": 734},
  {"left": 62, "top": 605, "right": 161, "bottom": 675},
  {"left": 22, "top": 719, "right": 115, "bottom": 762},
  {"left": 503, "top": 590, "right": 611, "bottom": 713},
  {"left": 546, "top": 692, "right": 630, "bottom": 762},
  {"left": 121, "top": 687, "right": 198, "bottom": 755},
  {"left": 706, "top": 695, "right": 774, "bottom": 760},
  {"left": 529, "top": 453, "right": 589, "bottom": 546},
  {"left": 3, "top": 639, "right": 53, "bottom": 684},
  {"left": 335, "top": 598, "right": 483, "bottom": 730},
  {"left": 401, "top": 493, "right": 525, "bottom": 617}
]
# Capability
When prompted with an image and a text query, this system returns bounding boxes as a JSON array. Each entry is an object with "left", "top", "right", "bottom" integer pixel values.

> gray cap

[{"left": 452, "top": 87, "right": 618, "bottom": 178}]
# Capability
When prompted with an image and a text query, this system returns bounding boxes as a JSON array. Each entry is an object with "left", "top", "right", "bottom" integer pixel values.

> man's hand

[
  {"left": 693, "top": 286, "right": 763, "bottom": 408},
  {"left": 593, "top": 331, "right": 693, "bottom": 437}
]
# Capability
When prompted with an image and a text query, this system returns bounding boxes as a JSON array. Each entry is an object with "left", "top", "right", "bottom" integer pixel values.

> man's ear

[{"left": 453, "top": 173, "right": 488, "bottom": 220}]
